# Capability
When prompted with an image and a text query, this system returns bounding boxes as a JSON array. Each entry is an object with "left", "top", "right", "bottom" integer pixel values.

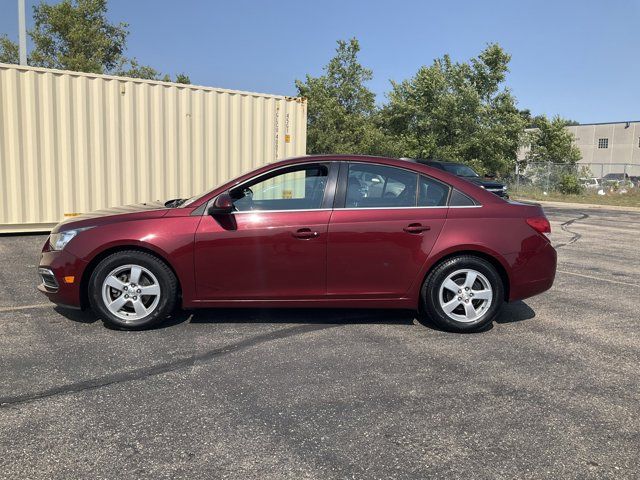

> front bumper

[
  {"left": 486, "top": 189, "right": 509, "bottom": 198},
  {"left": 37, "top": 247, "right": 89, "bottom": 308}
]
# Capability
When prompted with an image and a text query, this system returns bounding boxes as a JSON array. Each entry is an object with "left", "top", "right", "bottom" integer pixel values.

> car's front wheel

[
  {"left": 89, "top": 250, "right": 177, "bottom": 329},
  {"left": 421, "top": 255, "right": 504, "bottom": 332}
]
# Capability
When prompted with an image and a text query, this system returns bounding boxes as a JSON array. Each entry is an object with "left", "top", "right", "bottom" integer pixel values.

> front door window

[{"left": 232, "top": 165, "right": 329, "bottom": 212}]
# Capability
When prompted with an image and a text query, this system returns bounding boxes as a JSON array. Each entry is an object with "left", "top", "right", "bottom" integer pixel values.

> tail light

[{"left": 526, "top": 216, "right": 551, "bottom": 235}]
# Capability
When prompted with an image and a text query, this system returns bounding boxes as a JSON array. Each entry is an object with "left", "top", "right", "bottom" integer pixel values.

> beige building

[
  {"left": 519, "top": 120, "right": 640, "bottom": 175},
  {"left": 566, "top": 121, "right": 640, "bottom": 167}
]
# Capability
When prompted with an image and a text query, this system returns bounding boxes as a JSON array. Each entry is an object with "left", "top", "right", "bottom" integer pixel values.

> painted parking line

[
  {"left": 0, "top": 303, "right": 52, "bottom": 313},
  {"left": 557, "top": 269, "right": 640, "bottom": 288}
]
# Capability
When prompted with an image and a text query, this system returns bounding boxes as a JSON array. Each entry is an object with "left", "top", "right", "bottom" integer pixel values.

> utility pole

[{"left": 18, "top": 0, "right": 27, "bottom": 65}]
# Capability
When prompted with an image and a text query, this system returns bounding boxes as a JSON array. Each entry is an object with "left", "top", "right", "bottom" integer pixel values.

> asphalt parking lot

[{"left": 0, "top": 204, "right": 638, "bottom": 479}]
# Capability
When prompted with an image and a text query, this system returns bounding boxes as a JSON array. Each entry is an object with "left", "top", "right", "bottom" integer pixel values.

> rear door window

[
  {"left": 346, "top": 163, "right": 418, "bottom": 208},
  {"left": 418, "top": 175, "right": 450, "bottom": 207}
]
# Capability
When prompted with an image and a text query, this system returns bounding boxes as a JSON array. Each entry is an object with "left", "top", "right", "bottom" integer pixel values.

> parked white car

[{"left": 580, "top": 177, "right": 601, "bottom": 190}]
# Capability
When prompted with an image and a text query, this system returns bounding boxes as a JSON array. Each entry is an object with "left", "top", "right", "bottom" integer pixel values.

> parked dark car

[
  {"left": 38, "top": 155, "right": 555, "bottom": 333},
  {"left": 416, "top": 160, "right": 509, "bottom": 198},
  {"left": 602, "top": 173, "right": 633, "bottom": 188}
]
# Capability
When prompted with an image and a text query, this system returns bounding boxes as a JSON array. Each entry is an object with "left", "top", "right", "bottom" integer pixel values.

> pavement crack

[
  {"left": 0, "top": 323, "right": 337, "bottom": 408},
  {"left": 554, "top": 213, "right": 588, "bottom": 249}
]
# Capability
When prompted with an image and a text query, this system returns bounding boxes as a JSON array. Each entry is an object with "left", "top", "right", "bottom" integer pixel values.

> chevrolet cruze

[{"left": 37, "top": 155, "right": 556, "bottom": 332}]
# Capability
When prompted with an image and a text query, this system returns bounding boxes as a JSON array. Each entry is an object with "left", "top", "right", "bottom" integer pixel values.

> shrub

[{"left": 558, "top": 174, "right": 583, "bottom": 195}]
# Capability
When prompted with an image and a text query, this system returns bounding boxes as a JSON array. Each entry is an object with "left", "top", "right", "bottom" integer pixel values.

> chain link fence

[{"left": 506, "top": 162, "right": 640, "bottom": 196}]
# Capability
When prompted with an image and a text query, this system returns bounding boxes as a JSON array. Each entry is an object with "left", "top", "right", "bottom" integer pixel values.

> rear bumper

[
  {"left": 508, "top": 240, "right": 557, "bottom": 301},
  {"left": 37, "top": 248, "right": 89, "bottom": 308}
]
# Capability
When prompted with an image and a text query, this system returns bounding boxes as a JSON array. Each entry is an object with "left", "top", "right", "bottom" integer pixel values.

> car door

[
  {"left": 194, "top": 162, "right": 338, "bottom": 301},
  {"left": 327, "top": 162, "right": 449, "bottom": 299}
]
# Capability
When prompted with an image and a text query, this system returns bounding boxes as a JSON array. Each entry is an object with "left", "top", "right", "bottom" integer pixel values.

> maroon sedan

[{"left": 37, "top": 155, "right": 556, "bottom": 332}]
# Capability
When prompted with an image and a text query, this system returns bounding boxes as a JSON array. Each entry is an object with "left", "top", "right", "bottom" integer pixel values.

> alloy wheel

[
  {"left": 101, "top": 264, "right": 161, "bottom": 323},
  {"left": 438, "top": 268, "right": 493, "bottom": 323}
]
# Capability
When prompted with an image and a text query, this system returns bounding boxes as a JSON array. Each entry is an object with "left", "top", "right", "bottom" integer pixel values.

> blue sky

[{"left": 1, "top": 0, "right": 638, "bottom": 123}]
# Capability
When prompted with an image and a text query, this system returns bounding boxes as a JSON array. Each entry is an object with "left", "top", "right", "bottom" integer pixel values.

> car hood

[
  {"left": 462, "top": 177, "right": 506, "bottom": 189},
  {"left": 52, "top": 201, "right": 170, "bottom": 233}
]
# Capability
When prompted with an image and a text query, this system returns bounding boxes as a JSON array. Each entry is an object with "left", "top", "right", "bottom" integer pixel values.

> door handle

[
  {"left": 403, "top": 223, "right": 431, "bottom": 234},
  {"left": 292, "top": 228, "right": 319, "bottom": 239}
]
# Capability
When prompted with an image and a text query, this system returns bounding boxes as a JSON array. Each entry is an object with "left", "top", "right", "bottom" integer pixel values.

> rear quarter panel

[{"left": 406, "top": 202, "right": 555, "bottom": 304}]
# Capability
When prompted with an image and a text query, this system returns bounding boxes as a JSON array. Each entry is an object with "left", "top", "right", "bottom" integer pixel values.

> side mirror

[{"left": 208, "top": 193, "right": 234, "bottom": 215}]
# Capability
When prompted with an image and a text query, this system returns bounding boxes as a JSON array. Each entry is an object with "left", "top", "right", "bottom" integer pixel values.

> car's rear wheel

[
  {"left": 421, "top": 255, "right": 504, "bottom": 332},
  {"left": 89, "top": 251, "right": 177, "bottom": 329}
]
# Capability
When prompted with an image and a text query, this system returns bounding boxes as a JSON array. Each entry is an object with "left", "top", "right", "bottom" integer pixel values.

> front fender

[{"left": 66, "top": 216, "right": 201, "bottom": 305}]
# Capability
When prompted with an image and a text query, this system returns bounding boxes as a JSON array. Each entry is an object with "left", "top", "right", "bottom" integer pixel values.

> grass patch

[{"left": 513, "top": 189, "right": 640, "bottom": 208}]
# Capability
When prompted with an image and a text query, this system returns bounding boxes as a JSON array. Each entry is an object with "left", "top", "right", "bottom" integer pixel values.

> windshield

[
  {"left": 180, "top": 191, "right": 209, "bottom": 207},
  {"left": 441, "top": 164, "right": 480, "bottom": 177},
  {"left": 162, "top": 191, "right": 208, "bottom": 208}
]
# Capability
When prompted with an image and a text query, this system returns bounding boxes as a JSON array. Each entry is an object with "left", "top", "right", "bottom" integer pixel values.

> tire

[
  {"left": 88, "top": 250, "right": 177, "bottom": 330},
  {"left": 420, "top": 255, "right": 504, "bottom": 333}
]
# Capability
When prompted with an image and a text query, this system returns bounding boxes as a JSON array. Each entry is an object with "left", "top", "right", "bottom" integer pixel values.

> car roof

[{"left": 270, "top": 154, "right": 459, "bottom": 169}]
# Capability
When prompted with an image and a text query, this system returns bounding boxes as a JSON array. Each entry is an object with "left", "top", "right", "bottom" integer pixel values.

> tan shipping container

[{"left": 0, "top": 63, "right": 307, "bottom": 233}]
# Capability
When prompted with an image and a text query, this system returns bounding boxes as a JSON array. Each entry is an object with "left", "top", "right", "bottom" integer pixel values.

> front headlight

[
  {"left": 502, "top": 185, "right": 508, "bottom": 191},
  {"left": 49, "top": 227, "right": 93, "bottom": 251}
]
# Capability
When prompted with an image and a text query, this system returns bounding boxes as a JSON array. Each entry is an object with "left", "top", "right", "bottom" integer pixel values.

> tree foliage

[
  {"left": 175, "top": 73, "right": 191, "bottom": 85},
  {"left": 295, "top": 39, "right": 394, "bottom": 156},
  {"left": 297, "top": 40, "right": 582, "bottom": 175},
  {"left": 520, "top": 109, "right": 578, "bottom": 128},
  {"left": 28, "top": 0, "right": 127, "bottom": 72},
  {"left": 115, "top": 58, "right": 162, "bottom": 81},
  {"left": 0, "top": 35, "right": 20, "bottom": 63},
  {"left": 379, "top": 44, "right": 525, "bottom": 174},
  {"left": 0, "top": 0, "right": 189, "bottom": 83},
  {"left": 525, "top": 115, "right": 582, "bottom": 164}
]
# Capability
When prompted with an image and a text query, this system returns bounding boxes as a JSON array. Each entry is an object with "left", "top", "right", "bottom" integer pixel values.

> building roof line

[{"left": 571, "top": 120, "right": 640, "bottom": 126}]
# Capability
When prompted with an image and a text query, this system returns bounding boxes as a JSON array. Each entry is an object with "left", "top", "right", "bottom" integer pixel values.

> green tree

[
  {"left": 0, "top": 35, "right": 19, "bottom": 63},
  {"left": 116, "top": 58, "right": 161, "bottom": 80},
  {"left": 28, "top": 0, "right": 127, "bottom": 72},
  {"left": 380, "top": 44, "right": 525, "bottom": 174},
  {"left": 175, "top": 73, "right": 191, "bottom": 84},
  {"left": 116, "top": 60, "right": 191, "bottom": 84},
  {"left": 295, "top": 38, "right": 394, "bottom": 155},
  {"left": 520, "top": 109, "right": 579, "bottom": 128},
  {"left": 0, "top": 0, "right": 189, "bottom": 83},
  {"left": 525, "top": 115, "right": 581, "bottom": 164}
]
